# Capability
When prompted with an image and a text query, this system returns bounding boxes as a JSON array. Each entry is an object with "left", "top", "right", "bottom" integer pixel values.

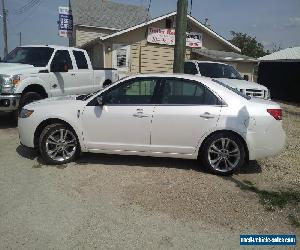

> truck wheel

[
  {"left": 103, "top": 80, "right": 112, "bottom": 88},
  {"left": 39, "top": 123, "right": 80, "bottom": 165},
  {"left": 13, "top": 92, "right": 43, "bottom": 123},
  {"left": 199, "top": 132, "right": 245, "bottom": 175}
]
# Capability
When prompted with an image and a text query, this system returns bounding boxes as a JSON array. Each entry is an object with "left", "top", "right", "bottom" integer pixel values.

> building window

[{"left": 112, "top": 44, "right": 130, "bottom": 71}]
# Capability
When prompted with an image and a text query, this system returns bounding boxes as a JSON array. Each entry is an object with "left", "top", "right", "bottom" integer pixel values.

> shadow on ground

[
  {"left": 16, "top": 144, "right": 262, "bottom": 175},
  {"left": 0, "top": 113, "right": 17, "bottom": 129}
]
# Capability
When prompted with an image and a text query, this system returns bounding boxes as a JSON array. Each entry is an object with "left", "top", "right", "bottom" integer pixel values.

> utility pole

[
  {"left": 2, "top": 0, "right": 8, "bottom": 57},
  {"left": 19, "top": 32, "right": 22, "bottom": 46},
  {"left": 173, "top": 0, "right": 188, "bottom": 73}
]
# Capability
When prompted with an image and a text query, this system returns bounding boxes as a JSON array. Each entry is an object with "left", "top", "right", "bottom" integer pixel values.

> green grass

[{"left": 230, "top": 178, "right": 300, "bottom": 209}]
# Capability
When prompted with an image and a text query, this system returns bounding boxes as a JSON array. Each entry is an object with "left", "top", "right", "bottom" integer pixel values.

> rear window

[
  {"left": 212, "top": 79, "right": 251, "bottom": 100},
  {"left": 74, "top": 51, "right": 88, "bottom": 69}
]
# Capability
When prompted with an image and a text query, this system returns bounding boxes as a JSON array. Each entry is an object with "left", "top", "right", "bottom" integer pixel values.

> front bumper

[{"left": 0, "top": 94, "right": 21, "bottom": 112}]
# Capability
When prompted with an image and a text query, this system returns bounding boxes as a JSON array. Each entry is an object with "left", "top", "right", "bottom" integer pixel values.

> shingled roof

[{"left": 70, "top": 0, "right": 149, "bottom": 30}]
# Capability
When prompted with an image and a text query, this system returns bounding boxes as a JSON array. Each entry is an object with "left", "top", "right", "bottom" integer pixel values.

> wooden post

[{"left": 173, "top": 0, "right": 188, "bottom": 73}]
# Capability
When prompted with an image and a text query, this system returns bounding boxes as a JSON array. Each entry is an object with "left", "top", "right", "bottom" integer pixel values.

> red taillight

[{"left": 267, "top": 109, "right": 282, "bottom": 120}]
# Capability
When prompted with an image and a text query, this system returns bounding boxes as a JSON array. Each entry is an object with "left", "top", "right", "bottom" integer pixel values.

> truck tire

[
  {"left": 103, "top": 80, "right": 112, "bottom": 88},
  {"left": 13, "top": 92, "right": 43, "bottom": 123}
]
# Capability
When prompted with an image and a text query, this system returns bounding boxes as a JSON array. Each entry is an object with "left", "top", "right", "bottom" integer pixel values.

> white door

[
  {"left": 151, "top": 78, "right": 222, "bottom": 155},
  {"left": 72, "top": 50, "right": 94, "bottom": 94},
  {"left": 46, "top": 50, "right": 77, "bottom": 96},
  {"left": 81, "top": 77, "right": 158, "bottom": 153}
]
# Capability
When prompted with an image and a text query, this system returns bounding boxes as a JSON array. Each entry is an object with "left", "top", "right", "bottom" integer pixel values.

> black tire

[
  {"left": 39, "top": 123, "right": 80, "bottom": 165},
  {"left": 13, "top": 92, "right": 43, "bottom": 123},
  {"left": 103, "top": 80, "right": 112, "bottom": 88},
  {"left": 199, "top": 132, "right": 245, "bottom": 175}
]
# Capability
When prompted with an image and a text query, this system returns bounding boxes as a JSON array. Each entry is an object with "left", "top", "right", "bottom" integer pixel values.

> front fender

[{"left": 14, "top": 76, "right": 50, "bottom": 94}]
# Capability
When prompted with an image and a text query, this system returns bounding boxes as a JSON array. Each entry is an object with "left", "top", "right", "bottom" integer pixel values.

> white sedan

[{"left": 18, "top": 74, "right": 286, "bottom": 175}]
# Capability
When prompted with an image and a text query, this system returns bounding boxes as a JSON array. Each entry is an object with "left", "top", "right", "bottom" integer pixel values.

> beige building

[{"left": 71, "top": 1, "right": 257, "bottom": 81}]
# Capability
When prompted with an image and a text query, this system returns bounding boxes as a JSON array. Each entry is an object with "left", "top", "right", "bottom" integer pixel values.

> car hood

[
  {"left": 0, "top": 63, "right": 42, "bottom": 75},
  {"left": 215, "top": 78, "right": 268, "bottom": 91},
  {"left": 24, "top": 95, "right": 85, "bottom": 110}
]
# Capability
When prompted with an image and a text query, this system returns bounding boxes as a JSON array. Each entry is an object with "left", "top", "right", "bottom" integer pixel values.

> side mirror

[
  {"left": 243, "top": 75, "right": 249, "bottom": 81},
  {"left": 51, "top": 62, "right": 68, "bottom": 72},
  {"left": 96, "top": 96, "right": 104, "bottom": 106}
]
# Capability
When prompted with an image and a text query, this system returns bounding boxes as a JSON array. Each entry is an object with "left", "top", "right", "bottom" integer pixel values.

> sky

[{"left": 0, "top": 0, "right": 300, "bottom": 58}]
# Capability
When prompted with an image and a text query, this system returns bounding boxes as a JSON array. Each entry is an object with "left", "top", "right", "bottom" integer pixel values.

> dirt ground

[{"left": 0, "top": 102, "right": 299, "bottom": 249}]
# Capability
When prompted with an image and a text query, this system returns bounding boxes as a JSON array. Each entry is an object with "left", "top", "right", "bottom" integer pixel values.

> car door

[
  {"left": 48, "top": 50, "right": 76, "bottom": 96},
  {"left": 150, "top": 77, "right": 222, "bottom": 156},
  {"left": 81, "top": 77, "right": 159, "bottom": 153},
  {"left": 72, "top": 50, "right": 94, "bottom": 94}
]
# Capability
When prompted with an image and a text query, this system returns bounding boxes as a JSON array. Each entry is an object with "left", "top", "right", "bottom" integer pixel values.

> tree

[{"left": 229, "top": 31, "right": 268, "bottom": 58}]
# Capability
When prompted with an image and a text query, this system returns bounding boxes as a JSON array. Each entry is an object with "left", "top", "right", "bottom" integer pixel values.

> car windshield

[
  {"left": 212, "top": 79, "right": 251, "bottom": 100},
  {"left": 197, "top": 63, "right": 243, "bottom": 80},
  {"left": 3, "top": 47, "right": 54, "bottom": 67}
]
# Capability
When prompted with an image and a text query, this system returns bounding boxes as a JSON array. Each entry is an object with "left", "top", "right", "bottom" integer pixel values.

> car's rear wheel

[
  {"left": 200, "top": 132, "right": 245, "bottom": 175},
  {"left": 39, "top": 123, "right": 80, "bottom": 165}
]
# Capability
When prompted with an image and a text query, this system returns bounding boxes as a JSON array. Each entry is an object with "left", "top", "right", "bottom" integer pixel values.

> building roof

[
  {"left": 70, "top": 0, "right": 149, "bottom": 30},
  {"left": 80, "top": 11, "right": 241, "bottom": 53},
  {"left": 193, "top": 48, "right": 257, "bottom": 62},
  {"left": 258, "top": 47, "right": 300, "bottom": 61}
]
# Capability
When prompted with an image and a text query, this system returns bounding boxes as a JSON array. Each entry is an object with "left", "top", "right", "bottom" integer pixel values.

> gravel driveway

[{"left": 0, "top": 102, "right": 299, "bottom": 249}]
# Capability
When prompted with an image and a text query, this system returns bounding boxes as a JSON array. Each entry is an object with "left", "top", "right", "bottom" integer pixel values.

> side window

[
  {"left": 162, "top": 79, "right": 219, "bottom": 105},
  {"left": 102, "top": 78, "right": 157, "bottom": 105},
  {"left": 51, "top": 50, "right": 73, "bottom": 70},
  {"left": 184, "top": 62, "right": 198, "bottom": 75},
  {"left": 74, "top": 50, "right": 88, "bottom": 69}
]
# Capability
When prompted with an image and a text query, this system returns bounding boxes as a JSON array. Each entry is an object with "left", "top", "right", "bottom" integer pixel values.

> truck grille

[{"left": 245, "top": 89, "right": 265, "bottom": 98}]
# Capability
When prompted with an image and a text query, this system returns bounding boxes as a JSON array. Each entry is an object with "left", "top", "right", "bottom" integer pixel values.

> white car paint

[
  {"left": 0, "top": 45, "right": 118, "bottom": 112},
  {"left": 18, "top": 74, "right": 285, "bottom": 163}
]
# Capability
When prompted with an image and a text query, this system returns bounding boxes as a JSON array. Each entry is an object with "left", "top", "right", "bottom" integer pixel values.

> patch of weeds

[
  {"left": 231, "top": 178, "right": 300, "bottom": 209},
  {"left": 288, "top": 214, "right": 300, "bottom": 228},
  {"left": 32, "top": 163, "right": 42, "bottom": 169}
]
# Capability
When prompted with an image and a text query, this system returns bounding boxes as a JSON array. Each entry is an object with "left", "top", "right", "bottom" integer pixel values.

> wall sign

[
  {"left": 147, "top": 27, "right": 202, "bottom": 48},
  {"left": 58, "top": 6, "right": 73, "bottom": 37}
]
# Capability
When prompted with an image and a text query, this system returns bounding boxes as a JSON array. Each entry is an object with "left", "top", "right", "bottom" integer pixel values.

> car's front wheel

[
  {"left": 39, "top": 123, "right": 80, "bottom": 165},
  {"left": 200, "top": 132, "right": 245, "bottom": 175}
]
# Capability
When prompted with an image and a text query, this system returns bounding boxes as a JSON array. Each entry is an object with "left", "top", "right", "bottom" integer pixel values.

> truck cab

[
  {"left": 0, "top": 45, "right": 118, "bottom": 119},
  {"left": 184, "top": 61, "right": 270, "bottom": 99}
]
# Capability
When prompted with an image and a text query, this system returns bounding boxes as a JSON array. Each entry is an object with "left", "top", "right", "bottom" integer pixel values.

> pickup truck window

[
  {"left": 197, "top": 63, "right": 243, "bottom": 80},
  {"left": 3, "top": 47, "right": 54, "bottom": 67},
  {"left": 51, "top": 50, "right": 73, "bottom": 70},
  {"left": 73, "top": 51, "right": 88, "bottom": 69},
  {"left": 184, "top": 62, "right": 198, "bottom": 75}
]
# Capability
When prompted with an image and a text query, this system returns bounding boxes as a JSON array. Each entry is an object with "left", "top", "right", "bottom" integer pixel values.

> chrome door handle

[
  {"left": 133, "top": 113, "right": 149, "bottom": 118},
  {"left": 200, "top": 112, "right": 215, "bottom": 119}
]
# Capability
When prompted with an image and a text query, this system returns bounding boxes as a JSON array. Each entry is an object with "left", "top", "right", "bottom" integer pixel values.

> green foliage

[{"left": 229, "top": 31, "right": 268, "bottom": 58}]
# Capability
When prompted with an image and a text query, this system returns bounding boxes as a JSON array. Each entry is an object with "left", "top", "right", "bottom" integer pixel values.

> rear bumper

[
  {"left": 0, "top": 94, "right": 20, "bottom": 112},
  {"left": 247, "top": 122, "right": 286, "bottom": 160}
]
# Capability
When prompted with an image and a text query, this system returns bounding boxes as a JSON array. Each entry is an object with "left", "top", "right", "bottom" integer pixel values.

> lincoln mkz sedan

[{"left": 18, "top": 74, "right": 286, "bottom": 175}]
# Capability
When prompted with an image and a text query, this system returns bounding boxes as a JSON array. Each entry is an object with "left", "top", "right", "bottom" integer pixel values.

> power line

[{"left": 11, "top": 0, "right": 41, "bottom": 15}]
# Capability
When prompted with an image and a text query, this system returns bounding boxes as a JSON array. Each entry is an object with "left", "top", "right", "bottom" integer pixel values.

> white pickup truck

[
  {"left": 184, "top": 61, "right": 270, "bottom": 99},
  {"left": 0, "top": 45, "right": 118, "bottom": 119}
]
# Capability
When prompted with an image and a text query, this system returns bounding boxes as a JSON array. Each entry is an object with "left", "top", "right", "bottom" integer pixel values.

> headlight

[
  {"left": 19, "top": 109, "right": 34, "bottom": 118},
  {"left": 0, "top": 74, "right": 22, "bottom": 94}
]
